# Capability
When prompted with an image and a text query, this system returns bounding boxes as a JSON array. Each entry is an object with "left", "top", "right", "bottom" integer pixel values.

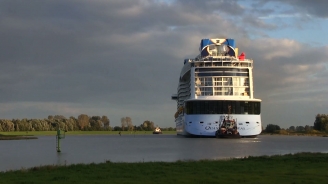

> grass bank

[
  {"left": 0, "top": 131, "right": 177, "bottom": 136},
  {"left": 261, "top": 131, "right": 328, "bottom": 137},
  {"left": 0, "top": 152, "right": 327, "bottom": 184}
]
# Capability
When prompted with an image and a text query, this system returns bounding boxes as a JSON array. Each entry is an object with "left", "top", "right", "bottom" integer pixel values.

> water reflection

[
  {"left": 0, "top": 135, "right": 328, "bottom": 171},
  {"left": 56, "top": 152, "right": 67, "bottom": 166}
]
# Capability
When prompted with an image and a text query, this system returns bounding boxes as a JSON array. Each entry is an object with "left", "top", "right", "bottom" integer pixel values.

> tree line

[
  {"left": 0, "top": 115, "right": 175, "bottom": 132},
  {"left": 263, "top": 114, "right": 328, "bottom": 134}
]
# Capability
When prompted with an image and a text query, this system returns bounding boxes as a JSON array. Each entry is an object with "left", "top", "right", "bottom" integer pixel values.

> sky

[{"left": 0, "top": 0, "right": 328, "bottom": 129}]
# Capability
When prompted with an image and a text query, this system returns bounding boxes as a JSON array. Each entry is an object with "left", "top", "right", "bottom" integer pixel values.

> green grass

[
  {"left": 0, "top": 131, "right": 177, "bottom": 136},
  {"left": 261, "top": 131, "right": 328, "bottom": 137},
  {"left": 0, "top": 152, "right": 327, "bottom": 184}
]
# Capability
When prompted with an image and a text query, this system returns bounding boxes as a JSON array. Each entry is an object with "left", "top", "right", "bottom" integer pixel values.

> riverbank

[
  {"left": 0, "top": 152, "right": 327, "bottom": 183},
  {"left": 260, "top": 131, "right": 328, "bottom": 137},
  {"left": 0, "top": 131, "right": 177, "bottom": 136},
  {"left": 2, "top": 131, "right": 327, "bottom": 137},
  {"left": 0, "top": 134, "right": 37, "bottom": 140}
]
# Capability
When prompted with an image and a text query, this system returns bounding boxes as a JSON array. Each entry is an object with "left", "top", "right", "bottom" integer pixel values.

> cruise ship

[{"left": 171, "top": 38, "right": 262, "bottom": 137}]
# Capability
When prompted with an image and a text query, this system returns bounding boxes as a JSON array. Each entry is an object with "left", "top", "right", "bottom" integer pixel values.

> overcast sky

[{"left": 1, "top": 0, "right": 327, "bottom": 128}]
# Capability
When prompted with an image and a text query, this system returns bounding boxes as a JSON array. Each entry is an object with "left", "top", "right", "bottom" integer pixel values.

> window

[{"left": 185, "top": 100, "right": 261, "bottom": 115}]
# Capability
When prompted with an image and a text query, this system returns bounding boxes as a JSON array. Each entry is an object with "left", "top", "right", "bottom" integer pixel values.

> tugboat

[
  {"left": 153, "top": 127, "right": 162, "bottom": 134},
  {"left": 215, "top": 106, "right": 241, "bottom": 139}
]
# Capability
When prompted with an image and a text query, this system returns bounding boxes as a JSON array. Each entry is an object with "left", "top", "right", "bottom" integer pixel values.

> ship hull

[{"left": 176, "top": 114, "right": 262, "bottom": 137}]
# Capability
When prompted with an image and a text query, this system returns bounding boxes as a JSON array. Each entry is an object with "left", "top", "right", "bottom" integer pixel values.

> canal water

[{"left": 1, "top": 135, "right": 328, "bottom": 172}]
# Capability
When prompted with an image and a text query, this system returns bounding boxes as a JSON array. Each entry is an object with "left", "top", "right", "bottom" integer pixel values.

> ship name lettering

[{"left": 205, "top": 126, "right": 219, "bottom": 130}]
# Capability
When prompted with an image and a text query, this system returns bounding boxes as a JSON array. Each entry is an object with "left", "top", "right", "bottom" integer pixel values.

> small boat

[
  {"left": 153, "top": 127, "right": 162, "bottom": 134},
  {"left": 216, "top": 106, "right": 241, "bottom": 139}
]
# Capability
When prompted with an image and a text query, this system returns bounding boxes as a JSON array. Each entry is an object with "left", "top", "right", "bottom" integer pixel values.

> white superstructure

[{"left": 171, "top": 38, "right": 262, "bottom": 137}]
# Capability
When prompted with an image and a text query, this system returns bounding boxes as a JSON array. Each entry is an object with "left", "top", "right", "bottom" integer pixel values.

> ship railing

[
  {"left": 190, "top": 56, "right": 253, "bottom": 62},
  {"left": 188, "top": 57, "right": 253, "bottom": 68}
]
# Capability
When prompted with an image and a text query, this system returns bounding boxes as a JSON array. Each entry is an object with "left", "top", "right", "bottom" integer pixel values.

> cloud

[
  {"left": 259, "top": 13, "right": 302, "bottom": 19},
  {"left": 253, "top": 0, "right": 328, "bottom": 18},
  {"left": 246, "top": 38, "right": 328, "bottom": 127}
]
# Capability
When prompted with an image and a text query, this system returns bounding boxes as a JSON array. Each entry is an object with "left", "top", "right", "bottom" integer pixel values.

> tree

[
  {"left": 304, "top": 125, "right": 312, "bottom": 132},
  {"left": 68, "top": 116, "right": 79, "bottom": 131},
  {"left": 54, "top": 115, "right": 66, "bottom": 120},
  {"left": 314, "top": 114, "right": 328, "bottom": 132},
  {"left": 101, "top": 116, "right": 110, "bottom": 129},
  {"left": 296, "top": 126, "right": 305, "bottom": 132},
  {"left": 288, "top": 126, "right": 295, "bottom": 131},
  {"left": 90, "top": 119, "right": 102, "bottom": 130},
  {"left": 78, "top": 114, "right": 89, "bottom": 130},
  {"left": 142, "top": 122, "right": 148, "bottom": 130},
  {"left": 148, "top": 121, "right": 155, "bottom": 131},
  {"left": 89, "top": 116, "right": 103, "bottom": 130},
  {"left": 0, "top": 119, "right": 15, "bottom": 131},
  {"left": 64, "top": 117, "right": 78, "bottom": 131},
  {"left": 142, "top": 120, "right": 155, "bottom": 131},
  {"left": 91, "top": 116, "right": 101, "bottom": 121},
  {"left": 121, "top": 117, "right": 127, "bottom": 131},
  {"left": 264, "top": 124, "right": 281, "bottom": 133},
  {"left": 126, "top": 117, "right": 133, "bottom": 131},
  {"left": 113, "top": 126, "right": 122, "bottom": 131},
  {"left": 18, "top": 118, "right": 32, "bottom": 131}
]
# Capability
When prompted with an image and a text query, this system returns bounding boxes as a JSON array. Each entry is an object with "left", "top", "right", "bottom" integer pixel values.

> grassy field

[
  {"left": 0, "top": 152, "right": 327, "bottom": 184},
  {"left": 261, "top": 130, "right": 328, "bottom": 137},
  {"left": 0, "top": 131, "right": 177, "bottom": 136}
]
